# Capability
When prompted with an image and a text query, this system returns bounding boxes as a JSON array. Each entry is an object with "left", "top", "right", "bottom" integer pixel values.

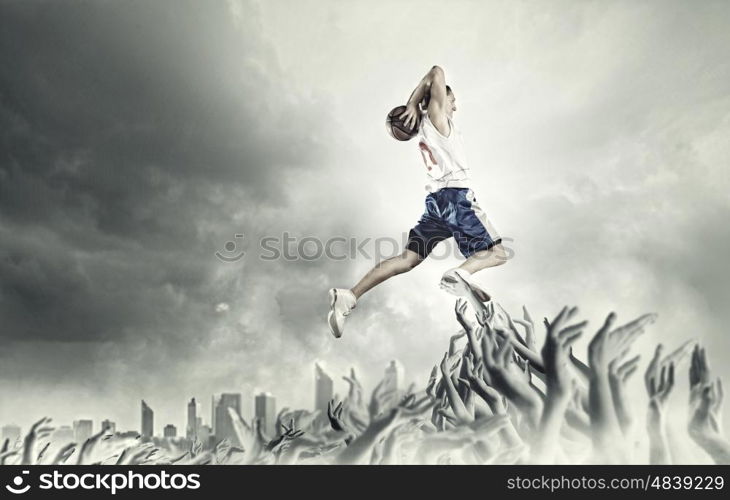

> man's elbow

[
  {"left": 430, "top": 65, "right": 445, "bottom": 77},
  {"left": 428, "top": 66, "right": 446, "bottom": 85}
]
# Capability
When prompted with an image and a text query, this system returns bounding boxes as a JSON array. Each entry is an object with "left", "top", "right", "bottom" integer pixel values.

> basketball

[{"left": 386, "top": 105, "right": 418, "bottom": 141}]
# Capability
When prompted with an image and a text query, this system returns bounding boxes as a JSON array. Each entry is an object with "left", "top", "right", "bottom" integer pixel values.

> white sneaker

[
  {"left": 327, "top": 288, "right": 357, "bottom": 338},
  {"left": 439, "top": 268, "right": 491, "bottom": 301}
]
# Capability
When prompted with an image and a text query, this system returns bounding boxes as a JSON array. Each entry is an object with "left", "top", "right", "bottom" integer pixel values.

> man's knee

[
  {"left": 469, "top": 243, "right": 508, "bottom": 268},
  {"left": 491, "top": 243, "right": 508, "bottom": 266},
  {"left": 400, "top": 250, "right": 424, "bottom": 272}
]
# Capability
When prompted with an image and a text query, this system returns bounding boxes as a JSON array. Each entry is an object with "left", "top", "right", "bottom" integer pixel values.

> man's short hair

[{"left": 422, "top": 85, "right": 453, "bottom": 108}]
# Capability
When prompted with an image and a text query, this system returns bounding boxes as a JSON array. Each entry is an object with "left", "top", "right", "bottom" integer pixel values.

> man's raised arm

[{"left": 399, "top": 65, "right": 449, "bottom": 133}]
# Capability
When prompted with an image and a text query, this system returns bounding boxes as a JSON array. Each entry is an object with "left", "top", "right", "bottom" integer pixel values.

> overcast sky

[{"left": 1, "top": 0, "right": 728, "bottom": 441}]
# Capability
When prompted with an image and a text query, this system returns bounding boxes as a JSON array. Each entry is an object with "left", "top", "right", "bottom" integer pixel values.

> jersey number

[{"left": 418, "top": 141, "right": 437, "bottom": 171}]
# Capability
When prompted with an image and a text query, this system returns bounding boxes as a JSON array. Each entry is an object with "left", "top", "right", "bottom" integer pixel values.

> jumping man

[{"left": 328, "top": 65, "right": 508, "bottom": 338}]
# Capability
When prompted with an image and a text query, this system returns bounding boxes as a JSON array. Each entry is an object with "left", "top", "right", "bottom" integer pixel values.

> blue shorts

[{"left": 406, "top": 188, "right": 502, "bottom": 258}]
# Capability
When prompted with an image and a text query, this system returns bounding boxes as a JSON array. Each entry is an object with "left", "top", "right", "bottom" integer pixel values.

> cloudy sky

[{"left": 0, "top": 0, "right": 728, "bottom": 439}]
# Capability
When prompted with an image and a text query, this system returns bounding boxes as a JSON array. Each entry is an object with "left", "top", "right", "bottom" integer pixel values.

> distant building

[
  {"left": 212, "top": 393, "right": 241, "bottom": 446},
  {"left": 52, "top": 426, "right": 74, "bottom": 442},
  {"left": 197, "top": 424, "right": 212, "bottom": 447},
  {"left": 141, "top": 400, "right": 154, "bottom": 437},
  {"left": 255, "top": 392, "right": 276, "bottom": 438},
  {"left": 73, "top": 420, "right": 93, "bottom": 443},
  {"left": 101, "top": 420, "right": 116, "bottom": 433},
  {"left": 384, "top": 360, "right": 405, "bottom": 394},
  {"left": 1, "top": 425, "right": 20, "bottom": 444},
  {"left": 187, "top": 398, "right": 198, "bottom": 439},
  {"left": 315, "top": 363, "right": 333, "bottom": 422},
  {"left": 163, "top": 424, "right": 177, "bottom": 438}
]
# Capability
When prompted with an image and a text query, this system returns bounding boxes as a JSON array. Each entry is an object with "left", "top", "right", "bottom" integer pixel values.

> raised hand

[
  {"left": 462, "top": 354, "right": 505, "bottom": 415},
  {"left": 513, "top": 305, "right": 537, "bottom": 353},
  {"left": 343, "top": 368, "right": 366, "bottom": 410},
  {"left": 394, "top": 393, "right": 434, "bottom": 423},
  {"left": 448, "top": 329, "right": 467, "bottom": 356},
  {"left": 483, "top": 304, "right": 545, "bottom": 374},
  {"left": 0, "top": 438, "right": 18, "bottom": 465},
  {"left": 266, "top": 419, "right": 305, "bottom": 460},
  {"left": 115, "top": 443, "right": 158, "bottom": 465},
  {"left": 367, "top": 380, "right": 394, "bottom": 421},
  {"left": 279, "top": 409, "right": 320, "bottom": 435},
  {"left": 22, "top": 417, "right": 54, "bottom": 465},
  {"left": 190, "top": 438, "right": 203, "bottom": 458},
  {"left": 689, "top": 345, "right": 713, "bottom": 406},
  {"left": 482, "top": 332, "right": 543, "bottom": 429},
  {"left": 645, "top": 340, "right": 696, "bottom": 395},
  {"left": 664, "top": 338, "right": 696, "bottom": 367},
  {"left": 76, "top": 425, "right": 112, "bottom": 465},
  {"left": 173, "top": 450, "right": 213, "bottom": 465},
  {"left": 496, "top": 303, "right": 530, "bottom": 348},
  {"left": 588, "top": 312, "right": 656, "bottom": 371},
  {"left": 587, "top": 312, "right": 656, "bottom": 452},
  {"left": 687, "top": 345, "right": 729, "bottom": 463},
  {"left": 542, "top": 306, "right": 586, "bottom": 401},
  {"left": 0, "top": 450, "right": 18, "bottom": 465},
  {"left": 426, "top": 365, "right": 439, "bottom": 400},
  {"left": 213, "top": 439, "right": 232, "bottom": 464},
  {"left": 533, "top": 306, "right": 586, "bottom": 463},
  {"left": 336, "top": 389, "right": 434, "bottom": 465},
  {"left": 645, "top": 345, "right": 675, "bottom": 464},
  {"left": 608, "top": 354, "right": 641, "bottom": 437},
  {"left": 327, "top": 399, "right": 347, "bottom": 432},
  {"left": 439, "top": 352, "right": 472, "bottom": 424},
  {"left": 228, "top": 407, "right": 264, "bottom": 464},
  {"left": 455, "top": 299, "right": 482, "bottom": 359}
]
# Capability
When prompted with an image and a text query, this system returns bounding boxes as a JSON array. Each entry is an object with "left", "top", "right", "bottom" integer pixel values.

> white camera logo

[{"left": 6, "top": 470, "right": 31, "bottom": 494}]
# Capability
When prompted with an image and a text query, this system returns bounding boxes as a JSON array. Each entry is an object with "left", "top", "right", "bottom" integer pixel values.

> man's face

[{"left": 446, "top": 91, "right": 457, "bottom": 118}]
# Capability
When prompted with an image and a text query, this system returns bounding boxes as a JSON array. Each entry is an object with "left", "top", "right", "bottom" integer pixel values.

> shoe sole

[
  {"left": 440, "top": 272, "right": 491, "bottom": 301},
  {"left": 439, "top": 274, "right": 469, "bottom": 297},
  {"left": 328, "top": 288, "right": 342, "bottom": 338}
]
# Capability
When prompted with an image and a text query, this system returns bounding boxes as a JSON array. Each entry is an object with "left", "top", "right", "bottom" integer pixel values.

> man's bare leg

[
  {"left": 441, "top": 243, "right": 508, "bottom": 304},
  {"left": 351, "top": 249, "right": 425, "bottom": 299},
  {"left": 328, "top": 249, "right": 424, "bottom": 338},
  {"left": 459, "top": 243, "right": 508, "bottom": 275}
]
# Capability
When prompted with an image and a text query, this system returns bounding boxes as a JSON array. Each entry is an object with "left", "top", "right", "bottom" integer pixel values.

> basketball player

[{"left": 328, "top": 66, "right": 507, "bottom": 338}]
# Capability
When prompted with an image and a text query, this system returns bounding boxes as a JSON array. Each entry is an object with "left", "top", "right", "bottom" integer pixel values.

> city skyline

[{"left": 0, "top": 360, "right": 407, "bottom": 439}]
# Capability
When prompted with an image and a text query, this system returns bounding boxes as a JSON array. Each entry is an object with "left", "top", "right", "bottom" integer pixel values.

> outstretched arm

[{"left": 400, "top": 66, "right": 448, "bottom": 133}]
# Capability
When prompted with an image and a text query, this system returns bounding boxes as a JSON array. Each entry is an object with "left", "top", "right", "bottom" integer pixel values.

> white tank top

[{"left": 416, "top": 110, "right": 471, "bottom": 193}]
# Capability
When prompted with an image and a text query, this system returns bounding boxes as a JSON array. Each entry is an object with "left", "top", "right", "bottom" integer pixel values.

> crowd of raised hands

[{"left": 3, "top": 277, "right": 728, "bottom": 465}]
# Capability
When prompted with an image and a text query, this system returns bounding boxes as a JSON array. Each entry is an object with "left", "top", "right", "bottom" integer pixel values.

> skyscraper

[
  {"left": 73, "top": 420, "right": 93, "bottom": 443},
  {"left": 101, "top": 419, "right": 116, "bottom": 433},
  {"left": 254, "top": 392, "right": 276, "bottom": 438},
  {"left": 187, "top": 397, "right": 199, "bottom": 439},
  {"left": 141, "top": 400, "right": 154, "bottom": 438},
  {"left": 212, "top": 393, "right": 241, "bottom": 446},
  {"left": 163, "top": 424, "right": 177, "bottom": 438},
  {"left": 384, "top": 360, "right": 405, "bottom": 394},
  {"left": 198, "top": 424, "right": 212, "bottom": 447},
  {"left": 383, "top": 360, "right": 405, "bottom": 410},
  {"left": 315, "top": 363, "right": 333, "bottom": 416}
]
